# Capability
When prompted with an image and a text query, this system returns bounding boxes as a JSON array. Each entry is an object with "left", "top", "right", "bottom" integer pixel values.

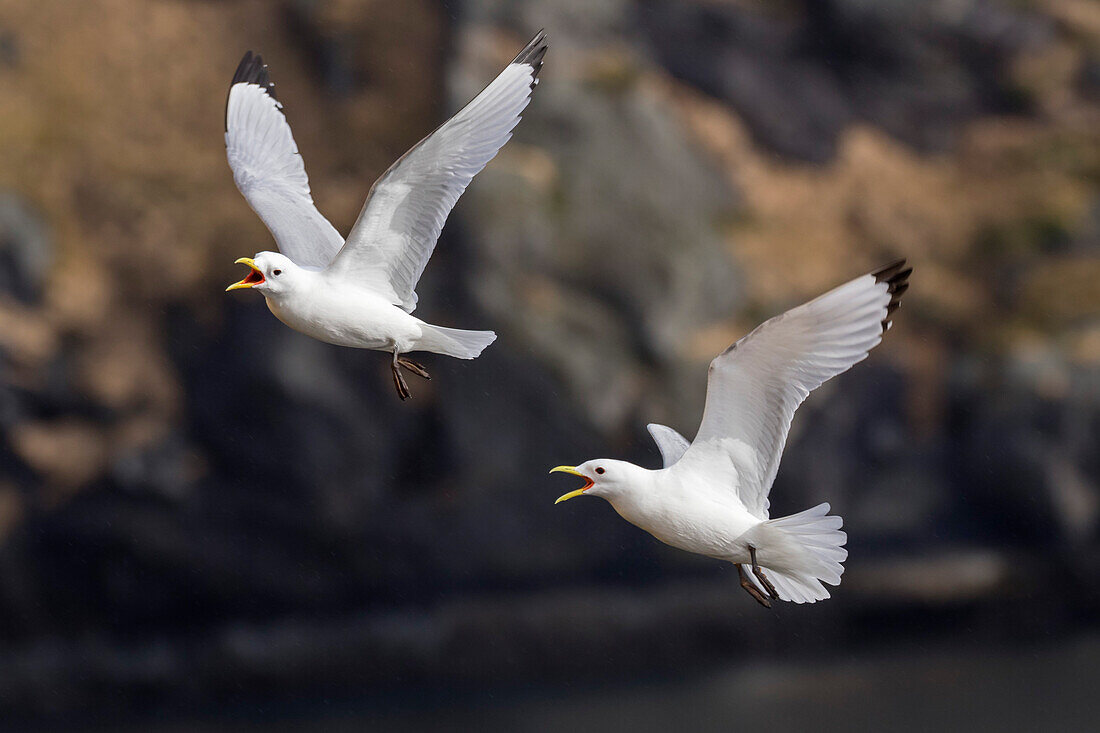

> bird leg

[
  {"left": 396, "top": 357, "right": 431, "bottom": 380},
  {"left": 738, "top": 563, "right": 772, "bottom": 608},
  {"left": 749, "top": 545, "right": 779, "bottom": 600},
  {"left": 391, "top": 349, "right": 411, "bottom": 401}
]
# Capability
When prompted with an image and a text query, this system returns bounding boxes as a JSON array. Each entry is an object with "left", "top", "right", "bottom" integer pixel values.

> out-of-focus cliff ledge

[
  {"left": 0, "top": 1, "right": 1096, "bottom": 718},
  {"left": 456, "top": 0, "right": 1100, "bottom": 433},
  {"left": 0, "top": 0, "right": 443, "bottom": 508},
  {"left": 0, "top": 0, "right": 1096, "bottom": 505}
]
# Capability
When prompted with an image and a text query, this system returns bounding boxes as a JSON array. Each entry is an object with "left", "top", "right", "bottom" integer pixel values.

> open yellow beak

[
  {"left": 226, "top": 258, "right": 265, "bottom": 291},
  {"left": 550, "top": 465, "right": 593, "bottom": 504}
]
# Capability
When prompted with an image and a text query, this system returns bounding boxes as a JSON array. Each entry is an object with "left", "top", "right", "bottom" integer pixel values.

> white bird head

[
  {"left": 226, "top": 251, "right": 302, "bottom": 296},
  {"left": 550, "top": 459, "right": 646, "bottom": 504}
]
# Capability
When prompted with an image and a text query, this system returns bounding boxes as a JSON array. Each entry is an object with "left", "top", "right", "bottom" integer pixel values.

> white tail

[
  {"left": 418, "top": 324, "right": 497, "bottom": 359},
  {"left": 742, "top": 503, "right": 847, "bottom": 604}
]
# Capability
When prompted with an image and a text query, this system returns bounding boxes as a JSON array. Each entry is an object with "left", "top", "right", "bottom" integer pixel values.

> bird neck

[{"left": 602, "top": 464, "right": 658, "bottom": 514}]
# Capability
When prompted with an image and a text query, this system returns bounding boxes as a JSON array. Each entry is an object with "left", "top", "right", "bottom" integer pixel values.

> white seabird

[
  {"left": 552, "top": 260, "right": 912, "bottom": 607},
  {"left": 225, "top": 31, "right": 548, "bottom": 399}
]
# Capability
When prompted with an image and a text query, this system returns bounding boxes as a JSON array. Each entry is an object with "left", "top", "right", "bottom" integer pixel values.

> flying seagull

[
  {"left": 225, "top": 31, "right": 548, "bottom": 399},
  {"left": 552, "top": 260, "right": 911, "bottom": 607}
]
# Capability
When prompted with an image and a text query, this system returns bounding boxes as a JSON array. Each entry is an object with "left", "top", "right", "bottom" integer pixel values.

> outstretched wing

[
  {"left": 647, "top": 423, "right": 690, "bottom": 468},
  {"left": 327, "top": 31, "right": 548, "bottom": 312},
  {"left": 225, "top": 52, "right": 344, "bottom": 270},
  {"left": 679, "top": 260, "right": 911, "bottom": 519}
]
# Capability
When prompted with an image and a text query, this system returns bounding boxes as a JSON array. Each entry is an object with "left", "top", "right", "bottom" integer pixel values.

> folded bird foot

[
  {"left": 391, "top": 349, "right": 412, "bottom": 400},
  {"left": 397, "top": 357, "right": 431, "bottom": 380},
  {"left": 749, "top": 545, "right": 780, "bottom": 600},
  {"left": 738, "top": 563, "right": 772, "bottom": 608},
  {"left": 391, "top": 363, "right": 411, "bottom": 400}
]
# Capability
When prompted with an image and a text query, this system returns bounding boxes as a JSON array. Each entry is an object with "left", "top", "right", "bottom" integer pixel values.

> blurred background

[{"left": 1, "top": 0, "right": 1099, "bottom": 730}]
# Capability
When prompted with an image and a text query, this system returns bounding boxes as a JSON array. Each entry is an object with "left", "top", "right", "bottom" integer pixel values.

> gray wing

[
  {"left": 679, "top": 261, "right": 911, "bottom": 519},
  {"left": 225, "top": 52, "right": 343, "bottom": 270},
  {"left": 647, "top": 423, "right": 690, "bottom": 467},
  {"left": 327, "top": 31, "right": 548, "bottom": 311}
]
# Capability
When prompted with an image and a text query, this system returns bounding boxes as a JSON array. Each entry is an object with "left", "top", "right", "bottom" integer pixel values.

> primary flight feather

[
  {"left": 552, "top": 260, "right": 911, "bottom": 607},
  {"left": 224, "top": 31, "right": 548, "bottom": 399}
]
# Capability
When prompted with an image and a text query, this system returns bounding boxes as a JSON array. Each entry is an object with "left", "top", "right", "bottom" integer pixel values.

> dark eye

[
  {"left": 273, "top": 269, "right": 282, "bottom": 276},
  {"left": 595, "top": 467, "right": 605, "bottom": 474}
]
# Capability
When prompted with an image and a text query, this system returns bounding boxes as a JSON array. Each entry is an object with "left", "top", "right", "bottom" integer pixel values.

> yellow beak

[
  {"left": 550, "top": 465, "right": 593, "bottom": 504},
  {"left": 226, "top": 257, "right": 265, "bottom": 291}
]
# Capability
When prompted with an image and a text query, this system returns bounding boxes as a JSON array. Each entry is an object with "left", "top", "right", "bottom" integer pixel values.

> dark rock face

[
  {"left": 639, "top": 0, "right": 1051, "bottom": 161},
  {"left": 0, "top": 194, "right": 50, "bottom": 304},
  {"left": 0, "top": 0, "right": 1098, "bottom": 727}
]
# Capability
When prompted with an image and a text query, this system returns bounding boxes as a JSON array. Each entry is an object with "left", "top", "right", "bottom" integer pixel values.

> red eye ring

[{"left": 595, "top": 467, "right": 605, "bottom": 474}]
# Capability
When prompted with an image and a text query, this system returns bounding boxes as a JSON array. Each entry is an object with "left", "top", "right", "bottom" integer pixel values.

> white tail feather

[
  {"left": 417, "top": 324, "right": 497, "bottom": 359},
  {"left": 741, "top": 503, "right": 847, "bottom": 604}
]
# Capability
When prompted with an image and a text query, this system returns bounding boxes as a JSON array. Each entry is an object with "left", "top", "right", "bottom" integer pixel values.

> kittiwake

[
  {"left": 551, "top": 260, "right": 912, "bottom": 607},
  {"left": 225, "top": 31, "right": 548, "bottom": 399}
]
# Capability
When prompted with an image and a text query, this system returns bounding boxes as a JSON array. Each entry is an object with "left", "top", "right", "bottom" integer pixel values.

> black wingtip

[
  {"left": 226, "top": 50, "right": 279, "bottom": 131},
  {"left": 512, "top": 29, "right": 548, "bottom": 89},
  {"left": 872, "top": 259, "right": 912, "bottom": 333},
  {"left": 231, "top": 50, "right": 276, "bottom": 98}
]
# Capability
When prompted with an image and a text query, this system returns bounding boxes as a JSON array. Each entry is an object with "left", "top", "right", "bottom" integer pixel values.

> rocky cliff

[{"left": 0, "top": 0, "right": 1097, "bottom": 725}]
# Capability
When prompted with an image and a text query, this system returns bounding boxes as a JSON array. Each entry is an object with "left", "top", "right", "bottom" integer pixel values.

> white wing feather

[
  {"left": 328, "top": 31, "right": 548, "bottom": 312},
  {"left": 647, "top": 423, "right": 690, "bottom": 468},
  {"left": 224, "top": 52, "right": 344, "bottom": 270},
  {"left": 679, "top": 261, "right": 911, "bottom": 519}
]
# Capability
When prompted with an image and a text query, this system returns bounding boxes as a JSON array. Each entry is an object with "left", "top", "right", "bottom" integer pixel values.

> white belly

[
  {"left": 264, "top": 286, "right": 422, "bottom": 352},
  {"left": 609, "top": 480, "right": 760, "bottom": 562}
]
